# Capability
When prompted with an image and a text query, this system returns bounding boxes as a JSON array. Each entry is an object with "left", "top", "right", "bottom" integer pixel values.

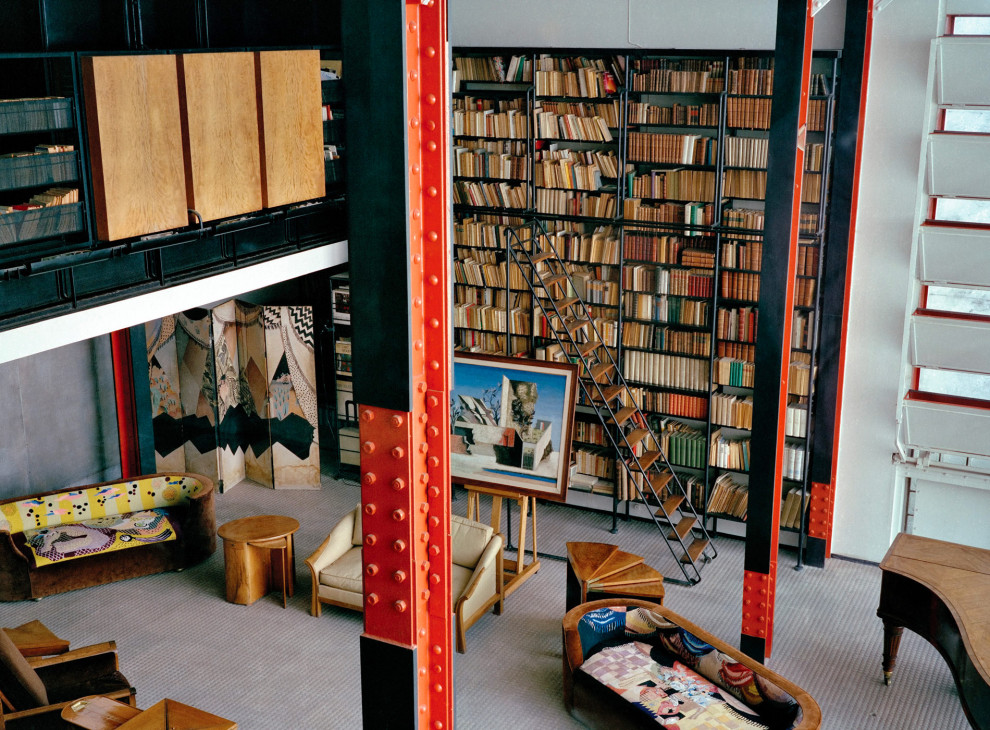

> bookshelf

[
  {"left": 329, "top": 271, "right": 358, "bottom": 473},
  {"left": 451, "top": 47, "right": 838, "bottom": 550}
]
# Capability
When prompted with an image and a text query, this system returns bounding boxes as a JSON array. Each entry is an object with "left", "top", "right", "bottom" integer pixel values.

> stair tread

[
  {"left": 577, "top": 341, "right": 601, "bottom": 358},
  {"left": 565, "top": 541, "right": 619, "bottom": 583},
  {"left": 610, "top": 406, "right": 637, "bottom": 426},
  {"left": 564, "top": 317, "right": 589, "bottom": 334},
  {"left": 544, "top": 274, "right": 567, "bottom": 288},
  {"left": 665, "top": 516, "right": 697, "bottom": 542},
  {"left": 555, "top": 297, "right": 579, "bottom": 310},
  {"left": 625, "top": 428, "right": 649, "bottom": 449},
  {"left": 594, "top": 384, "right": 626, "bottom": 402},
  {"left": 531, "top": 251, "right": 555, "bottom": 263},
  {"left": 655, "top": 492, "right": 684, "bottom": 519},
  {"left": 589, "top": 562, "right": 664, "bottom": 589},
  {"left": 588, "top": 549, "right": 644, "bottom": 582},
  {"left": 679, "top": 537, "right": 710, "bottom": 564},
  {"left": 628, "top": 449, "right": 661, "bottom": 470},
  {"left": 589, "top": 363, "right": 615, "bottom": 382}
]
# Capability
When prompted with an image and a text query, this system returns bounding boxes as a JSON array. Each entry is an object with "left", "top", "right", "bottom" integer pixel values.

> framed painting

[{"left": 451, "top": 352, "right": 578, "bottom": 502}]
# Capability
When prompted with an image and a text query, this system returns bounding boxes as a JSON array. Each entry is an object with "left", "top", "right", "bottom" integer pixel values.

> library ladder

[{"left": 505, "top": 220, "right": 717, "bottom": 585}]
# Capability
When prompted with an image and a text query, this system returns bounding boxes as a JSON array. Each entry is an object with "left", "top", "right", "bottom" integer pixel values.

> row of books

[
  {"left": 573, "top": 420, "right": 608, "bottom": 446},
  {"left": 533, "top": 157, "right": 606, "bottom": 191},
  {"left": 454, "top": 332, "right": 528, "bottom": 356},
  {"left": 789, "top": 358, "right": 812, "bottom": 397},
  {"left": 623, "top": 233, "right": 704, "bottom": 264},
  {"left": 723, "top": 137, "right": 825, "bottom": 173},
  {"left": 0, "top": 145, "right": 76, "bottom": 191},
  {"left": 727, "top": 67, "right": 774, "bottom": 96},
  {"left": 786, "top": 403, "right": 809, "bottom": 438},
  {"left": 537, "top": 148, "right": 619, "bottom": 181},
  {"left": 622, "top": 264, "right": 714, "bottom": 297},
  {"left": 544, "top": 226, "right": 621, "bottom": 265},
  {"left": 627, "top": 101, "right": 719, "bottom": 127},
  {"left": 624, "top": 293, "right": 710, "bottom": 327},
  {"left": 453, "top": 303, "right": 531, "bottom": 335},
  {"left": 622, "top": 199, "right": 716, "bottom": 227},
  {"left": 716, "top": 305, "right": 758, "bottom": 343},
  {"left": 455, "top": 137, "right": 528, "bottom": 157},
  {"left": 453, "top": 108, "right": 529, "bottom": 139},
  {"left": 631, "top": 69, "right": 724, "bottom": 94},
  {"left": 791, "top": 310, "right": 816, "bottom": 350},
  {"left": 537, "top": 100, "right": 621, "bottom": 127},
  {"left": 628, "top": 132, "right": 718, "bottom": 166},
  {"left": 780, "top": 488, "right": 807, "bottom": 529},
  {"left": 453, "top": 55, "right": 531, "bottom": 83},
  {"left": 622, "top": 350, "right": 710, "bottom": 392},
  {"left": 535, "top": 189, "right": 616, "bottom": 218},
  {"left": 623, "top": 323, "right": 711, "bottom": 358},
  {"left": 535, "top": 68, "right": 619, "bottom": 99},
  {"left": 658, "top": 420, "right": 708, "bottom": 469},
  {"left": 626, "top": 169, "right": 717, "bottom": 203},
  {"left": 534, "top": 111, "right": 613, "bottom": 142},
  {"left": 625, "top": 386, "right": 708, "bottom": 420},
  {"left": 709, "top": 428, "right": 751, "bottom": 471},
  {"left": 453, "top": 148, "right": 527, "bottom": 180},
  {"left": 782, "top": 443, "right": 807, "bottom": 481},
  {"left": 721, "top": 270, "right": 761, "bottom": 302},
  {"left": 712, "top": 393, "right": 754, "bottom": 430},
  {"left": 453, "top": 216, "right": 525, "bottom": 248},
  {"left": 707, "top": 473, "right": 749, "bottom": 519},
  {"left": 797, "top": 244, "right": 820, "bottom": 276},
  {"left": 453, "top": 255, "right": 529, "bottom": 289},
  {"left": 714, "top": 357, "right": 755, "bottom": 388},
  {"left": 573, "top": 449, "right": 616, "bottom": 480},
  {"left": 718, "top": 341, "right": 755, "bottom": 362},
  {"left": 334, "top": 338, "right": 352, "bottom": 374},
  {"left": 721, "top": 240, "right": 763, "bottom": 271},
  {"left": 1, "top": 186, "right": 78, "bottom": 215},
  {"left": 453, "top": 180, "right": 527, "bottom": 209},
  {"left": 454, "top": 286, "right": 531, "bottom": 310}
]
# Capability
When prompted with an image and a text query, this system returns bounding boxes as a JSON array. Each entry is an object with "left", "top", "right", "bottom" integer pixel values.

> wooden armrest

[
  {"left": 26, "top": 641, "right": 117, "bottom": 669},
  {"left": 2, "top": 687, "right": 134, "bottom": 722}
]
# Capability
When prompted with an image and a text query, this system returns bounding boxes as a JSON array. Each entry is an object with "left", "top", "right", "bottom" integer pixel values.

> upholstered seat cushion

[
  {"left": 450, "top": 514, "right": 493, "bottom": 568},
  {"left": 450, "top": 563, "right": 474, "bottom": 610},
  {"left": 318, "top": 545, "right": 363, "bottom": 594}
]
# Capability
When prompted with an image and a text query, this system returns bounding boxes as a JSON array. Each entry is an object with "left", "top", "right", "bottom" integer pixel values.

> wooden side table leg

[
  {"left": 516, "top": 496, "right": 529, "bottom": 577},
  {"left": 882, "top": 620, "right": 903, "bottom": 686}
]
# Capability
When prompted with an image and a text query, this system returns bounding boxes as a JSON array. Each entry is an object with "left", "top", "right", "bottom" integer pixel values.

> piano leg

[{"left": 882, "top": 619, "right": 903, "bottom": 686}]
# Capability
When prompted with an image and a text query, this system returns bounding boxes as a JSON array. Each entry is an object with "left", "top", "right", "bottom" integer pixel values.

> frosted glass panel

[
  {"left": 937, "top": 37, "right": 990, "bottom": 105},
  {"left": 928, "top": 134, "right": 990, "bottom": 197}
]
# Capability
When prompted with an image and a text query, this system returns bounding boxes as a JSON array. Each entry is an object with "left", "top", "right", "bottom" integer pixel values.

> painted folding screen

[{"left": 145, "top": 302, "right": 319, "bottom": 490}]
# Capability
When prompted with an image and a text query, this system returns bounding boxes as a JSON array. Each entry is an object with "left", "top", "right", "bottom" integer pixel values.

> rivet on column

[
  {"left": 393, "top": 570, "right": 406, "bottom": 583},
  {"left": 391, "top": 414, "right": 404, "bottom": 428},
  {"left": 363, "top": 472, "right": 377, "bottom": 486},
  {"left": 365, "top": 535, "right": 377, "bottom": 547},
  {"left": 394, "top": 600, "right": 407, "bottom": 612},
  {"left": 393, "top": 540, "right": 407, "bottom": 553},
  {"left": 392, "top": 446, "right": 405, "bottom": 459},
  {"left": 361, "top": 409, "right": 375, "bottom": 422},
  {"left": 362, "top": 441, "right": 376, "bottom": 454},
  {"left": 393, "top": 509, "right": 406, "bottom": 522},
  {"left": 392, "top": 478, "right": 406, "bottom": 492}
]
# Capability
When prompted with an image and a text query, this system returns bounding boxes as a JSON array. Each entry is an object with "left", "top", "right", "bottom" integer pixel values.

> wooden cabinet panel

[
  {"left": 178, "top": 52, "right": 263, "bottom": 222},
  {"left": 82, "top": 55, "right": 188, "bottom": 241},
  {"left": 256, "top": 50, "right": 325, "bottom": 208}
]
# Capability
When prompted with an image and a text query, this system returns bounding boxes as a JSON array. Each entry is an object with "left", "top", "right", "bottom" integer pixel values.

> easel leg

[{"left": 516, "top": 496, "right": 529, "bottom": 577}]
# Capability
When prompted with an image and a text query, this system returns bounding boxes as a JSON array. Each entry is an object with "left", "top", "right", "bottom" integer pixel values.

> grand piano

[{"left": 877, "top": 532, "right": 990, "bottom": 729}]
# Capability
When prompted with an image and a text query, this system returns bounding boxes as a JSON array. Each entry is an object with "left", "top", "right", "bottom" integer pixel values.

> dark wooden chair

[
  {"left": 0, "top": 629, "right": 135, "bottom": 729},
  {"left": 563, "top": 599, "right": 821, "bottom": 729}
]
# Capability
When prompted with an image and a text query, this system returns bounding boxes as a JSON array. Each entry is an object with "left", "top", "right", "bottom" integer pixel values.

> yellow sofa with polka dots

[{"left": 0, "top": 473, "right": 216, "bottom": 600}]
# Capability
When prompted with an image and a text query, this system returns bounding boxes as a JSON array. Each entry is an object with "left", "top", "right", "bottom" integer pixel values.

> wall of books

[{"left": 451, "top": 48, "right": 837, "bottom": 539}]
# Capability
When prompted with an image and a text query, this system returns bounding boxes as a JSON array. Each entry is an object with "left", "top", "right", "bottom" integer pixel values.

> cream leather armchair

[{"left": 306, "top": 506, "right": 503, "bottom": 653}]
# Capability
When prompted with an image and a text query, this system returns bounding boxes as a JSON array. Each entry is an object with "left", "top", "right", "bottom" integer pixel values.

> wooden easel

[{"left": 464, "top": 484, "right": 540, "bottom": 600}]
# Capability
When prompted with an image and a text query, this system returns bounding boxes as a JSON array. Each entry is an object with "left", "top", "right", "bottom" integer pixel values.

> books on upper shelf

[
  {"left": 335, "top": 338, "right": 352, "bottom": 375},
  {"left": 332, "top": 284, "right": 350, "bottom": 324}
]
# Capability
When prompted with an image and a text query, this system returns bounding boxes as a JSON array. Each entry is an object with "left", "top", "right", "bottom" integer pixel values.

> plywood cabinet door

[
  {"left": 82, "top": 55, "right": 189, "bottom": 241},
  {"left": 178, "top": 52, "right": 263, "bottom": 222},
  {"left": 256, "top": 50, "right": 325, "bottom": 208}
]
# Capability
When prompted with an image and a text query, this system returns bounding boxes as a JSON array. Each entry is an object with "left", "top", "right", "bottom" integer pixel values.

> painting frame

[{"left": 451, "top": 352, "right": 578, "bottom": 502}]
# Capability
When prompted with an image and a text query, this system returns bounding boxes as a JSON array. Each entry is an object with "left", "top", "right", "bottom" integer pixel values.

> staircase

[{"left": 505, "top": 220, "right": 717, "bottom": 584}]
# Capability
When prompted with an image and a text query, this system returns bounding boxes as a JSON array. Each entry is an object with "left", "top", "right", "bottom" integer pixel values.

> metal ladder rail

[{"left": 504, "top": 222, "right": 716, "bottom": 581}]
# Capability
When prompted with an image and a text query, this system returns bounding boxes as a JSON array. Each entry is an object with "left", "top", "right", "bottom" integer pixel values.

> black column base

[
  {"left": 740, "top": 633, "right": 767, "bottom": 664},
  {"left": 361, "top": 634, "right": 418, "bottom": 729},
  {"left": 804, "top": 536, "right": 827, "bottom": 568}
]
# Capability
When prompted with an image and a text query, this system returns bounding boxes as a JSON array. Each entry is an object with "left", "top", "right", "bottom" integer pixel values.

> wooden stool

[
  {"left": 249, "top": 536, "right": 291, "bottom": 608},
  {"left": 565, "top": 541, "right": 664, "bottom": 612},
  {"left": 2, "top": 620, "right": 70, "bottom": 657}
]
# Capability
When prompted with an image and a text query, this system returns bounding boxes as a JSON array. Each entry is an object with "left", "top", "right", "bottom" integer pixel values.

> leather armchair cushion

[
  {"left": 36, "top": 653, "right": 129, "bottom": 704},
  {"left": 0, "top": 628, "right": 48, "bottom": 709},
  {"left": 450, "top": 514, "right": 493, "bottom": 568},
  {"left": 318, "top": 545, "right": 363, "bottom": 594},
  {"left": 351, "top": 505, "right": 362, "bottom": 547}
]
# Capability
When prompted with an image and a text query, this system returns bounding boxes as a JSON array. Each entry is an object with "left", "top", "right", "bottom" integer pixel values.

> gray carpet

[{"left": 1, "top": 470, "right": 970, "bottom": 729}]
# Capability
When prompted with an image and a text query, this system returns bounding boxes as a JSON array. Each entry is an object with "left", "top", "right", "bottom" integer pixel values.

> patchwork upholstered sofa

[
  {"left": 0, "top": 473, "right": 216, "bottom": 601},
  {"left": 563, "top": 599, "right": 821, "bottom": 729}
]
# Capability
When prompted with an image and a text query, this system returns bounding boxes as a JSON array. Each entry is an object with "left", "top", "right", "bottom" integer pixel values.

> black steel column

[
  {"left": 128, "top": 324, "right": 158, "bottom": 474},
  {"left": 806, "top": 0, "right": 873, "bottom": 568},
  {"left": 741, "top": 1, "right": 814, "bottom": 663}
]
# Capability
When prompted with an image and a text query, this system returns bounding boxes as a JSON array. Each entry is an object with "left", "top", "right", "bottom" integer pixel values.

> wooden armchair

[
  {"left": 0, "top": 629, "right": 134, "bottom": 729},
  {"left": 306, "top": 507, "right": 503, "bottom": 653}
]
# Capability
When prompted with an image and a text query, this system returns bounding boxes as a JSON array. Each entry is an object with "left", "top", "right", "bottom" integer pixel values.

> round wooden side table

[{"left": 218, "top": 515, "right": 300, "bottom": 606}]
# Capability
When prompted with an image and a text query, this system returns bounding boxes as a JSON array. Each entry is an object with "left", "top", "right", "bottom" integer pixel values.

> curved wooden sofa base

[
  {"left": 0, "top": 473, "right": 216, "bottom": 602},
  {"left": 562, "top": 598, "right": 822, "bottom": 730}
]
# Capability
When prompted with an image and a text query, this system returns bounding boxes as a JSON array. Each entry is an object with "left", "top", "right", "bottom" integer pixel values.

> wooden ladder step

[
  {"left": 651, "top": 470, "right": 674, "bottom": 494},
  {"left": 679, "top": 537, "right": 710, "bottom": 564},
  {"left": 564, "top": 317, "right": 589, "bottom": 335},
  {"left": 624, "top": 428, "right": 649, "bottom": 449},
  {"left": 628, "top": 449, "right": 661, "bottom": 471},
  {"left": 609, "top": 406, "right": 637, "bottom": 426},
  {"left": 588, "top": 363, "right": 614, "bottom": 382},
  {"left": 555, "top": 296, "right": 579, "bottom": 311},
  {"left": 543, "top": 274, "right": 567, "bottom": 289},
  {"left": 577, "top": 341, "right": 601, "bottom": 358},
  {"left": 665, "top": 516, "right": 697, "bottom": 542},
  {"left": 531, "top": 251, "right": 555, "bottom": 264},
  {"left": 594, "top": 384, "right": 626, "bottom": 403},
  {"left": 655, "top": 493, "right": 685, "bottom": 520}
]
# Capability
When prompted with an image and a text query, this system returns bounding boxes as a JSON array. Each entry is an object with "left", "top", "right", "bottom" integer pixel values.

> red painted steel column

[
  {"left": 110, "top": 329, "right": 141, "bottom": 478},
  {"left": 740, "top": 2, "right": 814, "bottom": 661},
  {"left": 358, "top": 1, "right": 453, "bottom": 728}
]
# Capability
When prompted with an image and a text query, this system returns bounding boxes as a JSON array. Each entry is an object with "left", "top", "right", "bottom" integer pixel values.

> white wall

[
  {"left": 832, "top": 0, "right": 940, "bottom": 561},
  {"left": 450, "top": 0, "right": 936, "bottom": 561}
]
